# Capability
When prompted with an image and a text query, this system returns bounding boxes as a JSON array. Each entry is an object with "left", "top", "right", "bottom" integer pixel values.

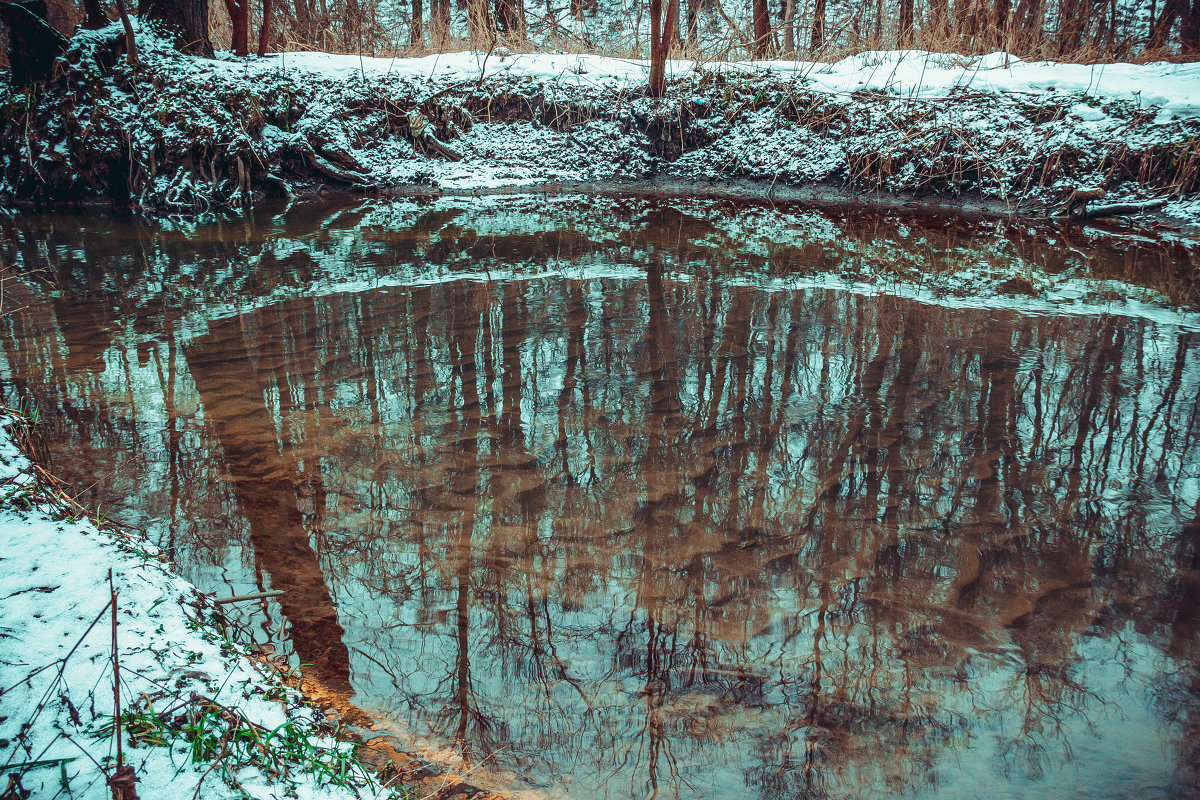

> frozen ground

[{"left": 0, "top": 412, "right": 407, "bottom": 800}]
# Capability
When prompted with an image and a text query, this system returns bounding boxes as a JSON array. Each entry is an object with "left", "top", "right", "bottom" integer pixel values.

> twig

[
  {"left": 110, "top": 570, "right": 122, "bottom": 770},
  {"left": 106, "top": 570, "right": 140, "bottom": 800},
  {"left": 213, "top": 590, "right": 286, "bottom": 605},
  {"left": 0, "top": 758, "right": 77, "bottom": 774}
]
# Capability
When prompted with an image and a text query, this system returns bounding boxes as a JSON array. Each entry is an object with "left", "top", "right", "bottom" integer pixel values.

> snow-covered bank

[
  {"left": 1, "top": 23, "right": 1198, "bottom": 221},
  {"left": 255, "top": 47, "right": 1200, "bottom": 123},
  {"left": 0, "top": 411, "right": 425, "bottom": 800}
]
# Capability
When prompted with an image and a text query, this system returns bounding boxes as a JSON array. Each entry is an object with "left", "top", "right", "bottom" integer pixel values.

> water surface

[{"left": 2, "top": 196, "right": 1199, "bottom": 800}]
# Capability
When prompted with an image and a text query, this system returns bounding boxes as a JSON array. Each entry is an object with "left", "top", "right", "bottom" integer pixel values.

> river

[{"left": 1, "top": 194, "right": 1198, "bottom": 799}]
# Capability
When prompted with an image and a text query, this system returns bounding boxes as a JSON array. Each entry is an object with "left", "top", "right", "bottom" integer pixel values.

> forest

[{"left": 7, "top": 0, "right": 1200, "bottom": 63}]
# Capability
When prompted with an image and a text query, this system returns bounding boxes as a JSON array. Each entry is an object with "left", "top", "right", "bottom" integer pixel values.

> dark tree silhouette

[
  {"left": 141, "top": 0, "right": 214, "bottom": 55},
  {"left": 0, "top": 1, "right": 67, "bottom": 84}
]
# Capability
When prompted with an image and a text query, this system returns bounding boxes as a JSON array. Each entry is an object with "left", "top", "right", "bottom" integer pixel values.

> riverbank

[
  {"left": 2, "top": 23, "right": 1198, "bottom": 220},
  {"left": 0, "top": 409, "right": 499, "bottom": 800}
]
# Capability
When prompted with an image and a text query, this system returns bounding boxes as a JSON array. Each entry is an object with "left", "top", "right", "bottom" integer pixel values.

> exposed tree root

[{"left": 292, "top": 137, "right": 372, "bottom": 184}]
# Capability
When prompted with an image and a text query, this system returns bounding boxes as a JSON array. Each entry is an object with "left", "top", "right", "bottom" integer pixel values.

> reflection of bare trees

[
  {"left": 187, "top": 308, "right": 354, "bottom": 692},
  {"left": 2, "top": 201, "right": 1200, "bottom": 798}
]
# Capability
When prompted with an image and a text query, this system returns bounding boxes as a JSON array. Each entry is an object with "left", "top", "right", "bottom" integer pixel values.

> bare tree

[
  {"left": 1149, "top": 0, "right": 1183, "bottom": 48},
  {"left": 752, "top": 0, "right": 770, "bottom": 55},
  {"left": 898, "top": 0, "right": 914, "bottom": 44},
  {"left": 223, "top": 0, "right": 249, "bottom": 54},
  {"left": 1185, "top": 0, "right": 1200, "bottom": 52},
  {"left": 411, "top": 0, "right": 423, "bottom": 45},
  {"left": 496, "top": 0, "right": 519, "bottom": 33},
  {"left": 648, "top": 0, "right": 679, "bottom": 96},
  {"left": 467, "top": 0, "right": 490, "bottom": 44},
  {"left": 926, "top": 0, "right": 950, "bottom": 40},
  {"left": 258, "top": 0, "right": 273, "bottom": 54},
  {"left": 993, "top": 0, "right": 1012, "bottom": 46},
  {"left": 781, "top": 0, "right": 796, "bottom": 52}
]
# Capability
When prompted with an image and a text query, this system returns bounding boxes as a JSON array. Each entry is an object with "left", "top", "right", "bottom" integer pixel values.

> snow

[
  {"left": 237, "top": 48, "right": 1200, "bottom": 122},
  {"left": 751, "top": 51, "right": 1200, "bottom": 121},
  {"left": 177, "top": 45, "right": 1200, "bottom": 219},
  {"left": 0, "top": 413, "right": 398, "bottom": 800}
]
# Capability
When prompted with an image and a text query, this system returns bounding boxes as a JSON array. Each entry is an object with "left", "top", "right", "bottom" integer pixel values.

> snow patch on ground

[
  {"left": 238, "top": 48, "right": 1200, "bottom": 123},
  {"left": 0, "top": 415, "right": 397, "bottom": 800}
]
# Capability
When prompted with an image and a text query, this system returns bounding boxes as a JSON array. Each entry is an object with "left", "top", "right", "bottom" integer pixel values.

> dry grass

[
  {"left": 200, "top": 0, "right": 1200, "bottom": 64},
  {"left": 0, "top": 0, "right": 1190, "bottom": 67}
]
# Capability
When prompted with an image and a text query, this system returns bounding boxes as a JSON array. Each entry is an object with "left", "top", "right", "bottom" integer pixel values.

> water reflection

[{"left": 1, "top": 197, "right": 1199, "bottom": 799}]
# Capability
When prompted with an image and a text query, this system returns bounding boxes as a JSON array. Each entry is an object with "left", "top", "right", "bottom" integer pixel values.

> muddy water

[{"left": 2, "top": 196, "right": 1200, "bottom": 800}]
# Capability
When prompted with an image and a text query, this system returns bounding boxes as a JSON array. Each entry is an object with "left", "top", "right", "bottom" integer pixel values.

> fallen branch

[
  {"left": 214, "top": 590, "right": 285, "bottom": 605},
  {"left": 1069, "top": 198, "right": 1170, "bottom": 220},
  {"left": 0, "top": 758, "right": 78, "bottom": 774},
  {"left": 1055, "top": 187, "right": 1170, "bottom": 220},
  {"left": 108, "top": 569, "right": 140, "bottom": 800}
]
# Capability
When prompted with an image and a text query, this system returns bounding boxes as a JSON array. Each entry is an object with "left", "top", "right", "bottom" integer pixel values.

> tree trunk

[
  {"left": 411, "top": 0, "right": 423, "bottom": 45},
  {"left": 927, "top": 0, "right": 949, "bottom": 40},
  {"left": 141, "top": 0, "right": 214, "bottom": 56},
  {"left": 1149, "top": 0, "right": 1181, "bottom": 47},
  {"left": 0, "top": 1, "right": 68, "bottom": 84},
  {"left": 293, "top": 0, "right": 312, "bottom": 41},
  {"left": 898, "top": 0, "right": 913, "bottom": 44},
  {"left": 752, "top": 0, "right": 769, "bottom": 55},
  {"left": 257, "top": 0, "right": 272, "bottom": 54},
  {"left": 993, "top": 0, "right": 1011, "bottom": 46},
  {"left": 810, "top": 0, "right": 825, "bottom": 49},
  {"left": 1013, "top": 0, "right": 1043, "bottom": 47},
  {"left": 781, "top": 0, "right": 795, "bottom": 52},
  {"left": 648, "top": 0, "right": 678, "bottom": 96},
  {"left": 467, "top": 0, "right": 490, "bottom": 44},
  {"left": 650, "top": 0, "right": 663, "bottom": 94},
  {"left": 1057, "top": 0, "right": 1088, "bottom": 53},
  {"left": 82, "top": 0, "right": 109, "bottom": 29},
  {"left": 1184, "top": 0, "right": 1200, "bottom": 52},
  {"left": 496, "top": 0, "right": 518, "bottom": 32},
  {"left": 346, "top": 0, "right": 362, "bottom": 50},
  {"left": 115, "top": 0, "right": 139, "bottom": 64},
  {"left": 223, "top": 0, "right": 249, "bottom": 54},
  {"left": 432, "top": 0, "right": 449, "bottom": 39}
]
